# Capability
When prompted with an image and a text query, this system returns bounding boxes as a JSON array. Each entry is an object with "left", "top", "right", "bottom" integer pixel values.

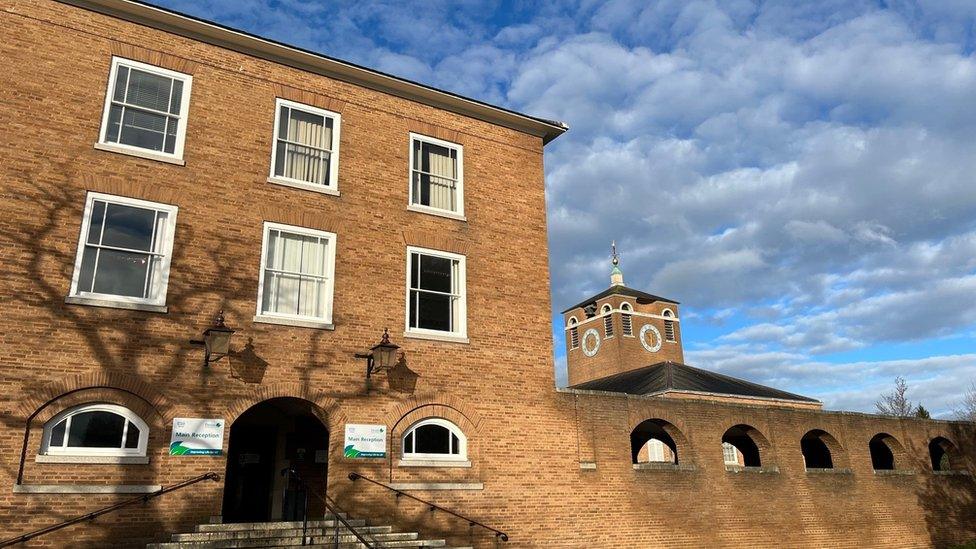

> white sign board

[
  {"left": 170, "top": 418, "right": 225, "bottom": 456},
  {"left": 343, "top": 424, "right": 386, "bottom": 458}
]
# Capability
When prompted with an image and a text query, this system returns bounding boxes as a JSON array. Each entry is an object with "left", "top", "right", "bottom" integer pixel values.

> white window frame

[
  {"left": 602, "top": 304, "right": 614, "bottom": 339},
  {"left": 407, "top": 133, "right": 465, "bottom": 220},
  {"left": 97, "top": 57, "right": 193, "bottom": 164},
  {"left": 401, "top": 418, "right": 468, "bottom": 461},
  {"left": 268, "top": 98, "right": 342, "bottom": 195},
  {"left": 404, "top": 246, "right": 467, "bottom": 340},
  {"left": 646, "top": 439, "right": 666, "bottom": 462},
  {"left": 41, "top": 404, "right": 149, "bottom": 457},
  {"left": 254, "top": 222, "right": 337, "bottom": 328},
  {"left": 68, "top": 192, "right": 179, "bottom": 308},
  {"left": 723, "top": 442, "right": 741, "bottom": 465}
]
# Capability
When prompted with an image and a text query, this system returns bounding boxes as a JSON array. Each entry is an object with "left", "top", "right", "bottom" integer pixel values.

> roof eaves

[{"left": 60, "top": 0, "right": 569, "bottom": 144}]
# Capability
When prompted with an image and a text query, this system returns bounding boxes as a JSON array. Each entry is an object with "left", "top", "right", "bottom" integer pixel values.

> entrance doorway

[{"left": 222, "top": 397, "right": 329, "bottom": 523}]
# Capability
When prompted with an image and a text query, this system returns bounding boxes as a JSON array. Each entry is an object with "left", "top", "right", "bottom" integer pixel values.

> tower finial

[{"left": 610, "top": 240, "right": 624, "bottom": 286}]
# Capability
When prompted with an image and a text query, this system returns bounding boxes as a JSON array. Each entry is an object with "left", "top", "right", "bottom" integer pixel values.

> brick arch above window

[
  {"left": 19, "top": 371, "right": 172, "bottom": 424},
  {"left": 110, "top": 43, "right": 198, "bottom": 74}
]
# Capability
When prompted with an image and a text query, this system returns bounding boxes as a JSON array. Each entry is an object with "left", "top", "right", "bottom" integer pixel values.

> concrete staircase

[{"left": 146, "top": 516, "right": 470, "bottom": 549}]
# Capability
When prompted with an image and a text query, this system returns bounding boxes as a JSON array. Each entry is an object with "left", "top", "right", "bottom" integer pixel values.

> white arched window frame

[
  {"left": 602, "top": 304, "right": 614, "bottom": 338},
  {"left": 662, "top": 309, "right": 676, "bottom": 342},
  {"left": 41, "top": 404, "right": 149, "bottom": 457},
  {"left": 401, "top": 418, "right": 467, "bottom": 461},
  {"left": 568, "top": 316, "right": 580, "bottom": 349},
  {"left": 620, "top": 302, "right": 634, "bottom": 337}
]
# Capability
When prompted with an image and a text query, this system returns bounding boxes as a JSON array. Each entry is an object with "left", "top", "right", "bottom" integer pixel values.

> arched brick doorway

[{"left": 222, "top": 397, "right": 329, "bottom": 523}]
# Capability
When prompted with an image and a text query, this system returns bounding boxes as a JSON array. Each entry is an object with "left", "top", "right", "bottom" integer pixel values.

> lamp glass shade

[
  {"left": 205, "top": 327, "right": 234, "bottom": 356},
  {"left": 372, "top": 342, "right": 398, "bottom": 370}
]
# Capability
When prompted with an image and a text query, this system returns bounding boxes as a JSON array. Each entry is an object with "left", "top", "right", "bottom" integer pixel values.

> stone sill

[
  {"left": 406, "top": 204, "right": 466, "bottom": 222},
  {"left": 398, "top": 459, "right": 471, "bottom": 468},
  {"left": 806, "top": 468, "right": 853, "bottom": 475},
  {"left": 253, "top": 314, "right": 334, "bottom": 330},
  {"left": 14, "top": 484, "right": 161, "bottom": 494},
  {"left": 36, "top": 455, "right": 149, "bottom": 465},
  {"left": 267, "top": 176, "right": 340, "bottom": 196},
  {"left": 726, "top": 465, "right": 779, "bottom": 474},
  {"left": 94, "top": 142, "right": 185, "bottom": 166},
  {"left": 579, "top": 461, "right": 597, "bottom": 470},
  {"left": 386, "top": 482, "right": 482, "bottom": 491},
  {"left": 633, "top": 462, "right": 696, "bottom": 472},
  {"left": 933, "top": 470, "right": 972, "bottom": 477},
  {"left": 403, "top": 330, "right": 469, "bottom": 344},
  {"left": 874, "top": 469, "right": 916, "bottom": 476},
  {"left": 64, "top": 295, "right": 167, "bottom": 314}
]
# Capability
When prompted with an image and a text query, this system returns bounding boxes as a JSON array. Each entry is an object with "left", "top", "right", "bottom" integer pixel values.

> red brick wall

[{"left": 0, "top": 2, "right": 974, "bottom": 548}]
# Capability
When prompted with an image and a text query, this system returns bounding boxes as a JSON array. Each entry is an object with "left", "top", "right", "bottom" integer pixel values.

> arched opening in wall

[
  {"left": 631, "top": 419, "right": 681, "bottom": 465},
  {"left": 929, "top": 437, "right": 957, "bottom": 471},
  {"left": 662, "top": 309, "right": 676, "bottom": 342},
  {"left": 568, "top": 317, "right": 579, "bottom": 350},
  {"left": 801, "top": 429, "right": 838, "bottom": 470},
  {"left": 869, "top": 433, "right": 904, "bottom": 471},
  {"left": 602, "top": 304, "right": 613, "bottom": 338},
  {"left": 222, "top": 397, "right": 329, "bottom": 523},
  {"left": 620, "top": 303, "right": 633, "bottom": 336},
  {"left": 721, "top": 424, "right": 763, "bottom": 467}
]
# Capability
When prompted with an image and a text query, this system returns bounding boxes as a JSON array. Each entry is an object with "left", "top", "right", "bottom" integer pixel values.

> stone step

[
  {"left": 174, "top": 526, "right": 394, "bottom": 542},
  {"left": 196, "top": 519, "right": 366, "bottom": 533}
]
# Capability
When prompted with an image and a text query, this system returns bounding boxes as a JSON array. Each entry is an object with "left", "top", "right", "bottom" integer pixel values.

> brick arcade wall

[{"left": 0, "top": 2, "right": 974, "bottom": 548}]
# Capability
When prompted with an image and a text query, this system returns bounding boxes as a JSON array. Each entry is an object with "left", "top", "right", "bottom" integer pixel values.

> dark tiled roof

[
  {"left": 561, "top": 285, "right": 679, "bottom": 314},
  {"left": 569, "top": 361, "right": 819, "bottom": 403}
]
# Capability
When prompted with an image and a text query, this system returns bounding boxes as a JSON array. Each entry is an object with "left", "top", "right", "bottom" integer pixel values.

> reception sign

[
  {"left": 170, "top": 418, "right": 225, "bottom": 456},
  {"left": 343, "top": 424, "right": 386, "bottom": 458}
]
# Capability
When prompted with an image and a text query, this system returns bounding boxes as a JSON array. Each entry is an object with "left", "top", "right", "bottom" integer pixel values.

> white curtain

[
  {"left": 415, "top": 141, "right": 456, "bottom": 211},
  {"left": 263, "top": 230, "right": 326, "bottom": 318},
  {"left": 280, "top": 107, "right": 332, "bottom": 185}
]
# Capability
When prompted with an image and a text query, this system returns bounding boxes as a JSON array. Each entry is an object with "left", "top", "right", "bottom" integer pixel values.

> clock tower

[{"left": 562, "top": 244, "right": 684, "bottom": 386}]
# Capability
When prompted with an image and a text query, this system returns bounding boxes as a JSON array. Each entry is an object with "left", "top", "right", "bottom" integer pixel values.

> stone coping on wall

[
  {"left": 555, "top": 387, "right": 976, "bottom": 425},
  {"left": 35, "top": 455, "right": 150, "bottom": 465},
  {"left": 805, "top": 468, "right": 854, "bottom": 475},
  {"left": 13, "top": 484, "right": 162, "bottom": 494},
  {"left": 873, "top": 469, "right": 917, "bottom": 476},
  {"left": 632, "top": 462, "right": 696, "bottom": 472},
  {"left": 725, "top": 465, "right": 780, "bottom": 474},
  {"left": 386, "top": 482, "right": 483, "bottom": 491}
]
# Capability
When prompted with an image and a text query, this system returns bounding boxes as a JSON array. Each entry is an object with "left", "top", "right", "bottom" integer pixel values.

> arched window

[
  {"left": 620, "top": 303, "right": 633, "bottom": 337},
  {"left": 402, "top": 418, "right": 467, "bottom": 461},
  {"left": 662, "top": 309, "right": 676, "bottom": 342},
  {"left": 568, "top": 317, "right": 579, "bottom": 349},
  {"left": 42, "top": 404, "right": 149, "bottom": 456},
  {"left": 801, "top": 429, "right": 838, "bottom": 470},
  {"left": 631, "top": 419, "right": 682, "bottom": 465},
  {"left": 869, "top": 433, "right": 902, "bottom": 471},
  {"left": 929, "top": 437, "right": 957, "bottom": 472},
  {"left": 722, "top": 425, "right": 764, "bottom": 468},
  {"left": 602, "top": 304, "right": 613, "bottom": 338}
]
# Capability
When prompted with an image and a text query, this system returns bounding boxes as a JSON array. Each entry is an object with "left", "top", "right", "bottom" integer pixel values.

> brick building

[{"left": 0, "top": 1, "right": 974, "bottom": 547}]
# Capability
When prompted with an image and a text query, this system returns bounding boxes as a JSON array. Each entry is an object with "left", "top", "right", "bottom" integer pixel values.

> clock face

[
  {"left": 639, "top": 324, "right": 662, "bottom": 353},
  {"left": 581, "top": 328, "right": 601, "bottom": 357}
]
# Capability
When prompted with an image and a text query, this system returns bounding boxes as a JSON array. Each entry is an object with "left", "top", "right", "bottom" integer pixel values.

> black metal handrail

[
  {"left": 0, "top": 472, "right": 220, "bottom": 548},
  {"left": 284, "top": 469, "right": 375, "bottom": 549},
  {"left": 348, "top": 472, "right": 509, "bottom": 542}
]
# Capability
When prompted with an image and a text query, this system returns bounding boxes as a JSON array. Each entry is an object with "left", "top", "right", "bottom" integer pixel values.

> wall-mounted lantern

[
  {"left": 191, "top": 310, "right": 236, "bottom": 368},
  {"left": 356, "top": 328, "right": 400, "bottom": 379}
]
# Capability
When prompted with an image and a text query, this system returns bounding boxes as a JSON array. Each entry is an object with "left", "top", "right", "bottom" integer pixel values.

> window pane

[
  {"left": 262, "top": 230, "right": 328, "bottom": 318},
  {"left": 404, "top": 432, "right": 414, "bottom": 454},
  {"left": 164, "top": 117, "right": 178, "bottom": 154},
  {"left": 413, "top": 424, "right": 450, "bottom": 454},
  {"left": 106, "top": 105, "right": 123, "bottom": 143},
  {"left": 100, "top": 203, "right": 157, "bottom": 250},
  {"left": 77, "top": 247, "right": 98, "bottom": 293},
  {"left": 169, "top": 80, "right": 183, "bottom": 115},
  {"left": 86, "top": 201, "right": 106, "bottom": 245},
  {"left": 125, "top": 68, "right": 172, "bottom": 112},
  {"left": 125, "top": 422, "right": 141, "bottom": 449},
  {"left": 119, "top": 108, "right": 168, "bottom": 151},
  {"left": 113, "top": 66, "right": 129, "bottom": 102},
  {"left": 451, "top": 433, "right": 460, "bottom": 455},
  {"left": 50, "top": 420, "right": 66, "bottom": 447},
  {"left": 90, "top": 249, "right": 151, "bottom": 297},
  {"left": 414, "top": 290, "right": 451, "bottom": 331},
  {"left": 410, "top": 253, "right": 420, "bottom": 289},
  {"left": 286, "top": 108, "right": 329, "bottom": 149},
  {"left": 67, "top": 411, "right": 126, "bottom": 448},
  {"left": 418, "top": 255, "right": 452, "bottom": 293},
  {"left": 279, "top": 143, "right": 327, "bottom": 184}
]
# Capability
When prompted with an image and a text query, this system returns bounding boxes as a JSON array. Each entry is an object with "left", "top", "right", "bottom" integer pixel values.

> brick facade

[{"left": 0, "top": 1, "right": 974, "bottom": 548}]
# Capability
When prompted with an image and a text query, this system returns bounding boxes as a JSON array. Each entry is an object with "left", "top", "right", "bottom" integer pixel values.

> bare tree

[
  {"left": 876, "top": 376, "right": 914, "bottom": 417},
  {"left": 956, "top": 382, "right": 976, "bottom": 423}
]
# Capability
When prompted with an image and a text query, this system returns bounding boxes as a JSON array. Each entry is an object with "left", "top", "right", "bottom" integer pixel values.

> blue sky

[{"left": 156, "top": 0, "right": 976, "bottom": 416}]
